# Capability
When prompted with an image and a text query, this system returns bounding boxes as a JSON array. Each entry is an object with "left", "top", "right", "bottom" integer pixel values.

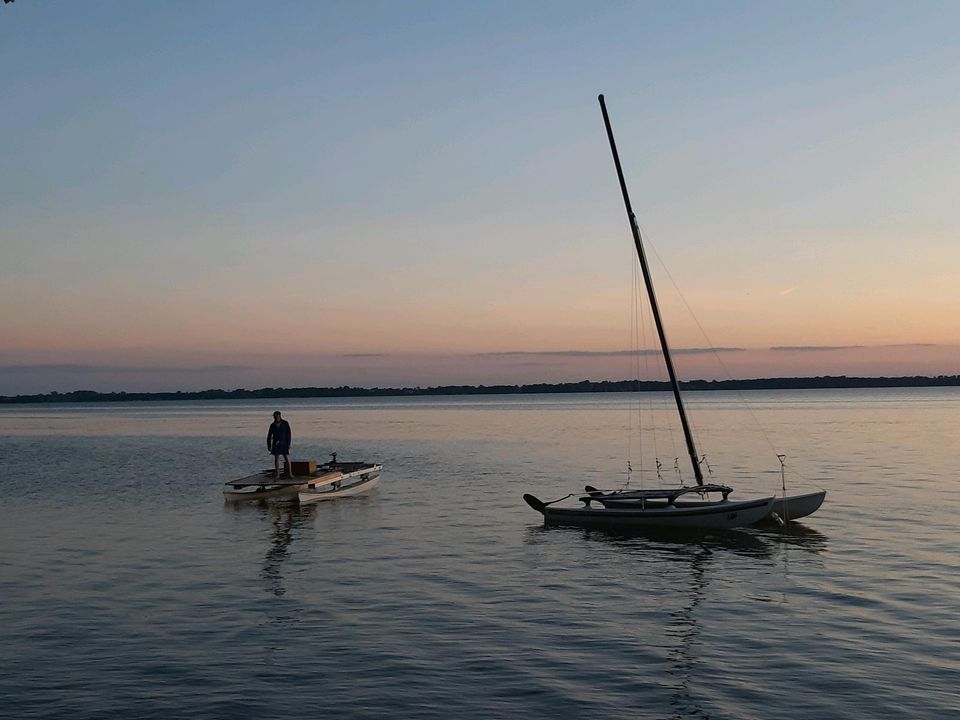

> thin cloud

[
  {"left": 778, "top": 287, "right": 797, "bottom": 296},
  {"left": 477, "top": 348, "right": 745, "bottom": 358},
  {"left": 769, "top": 346, "right": 864, "bottom": 352},
  {"left": 0, "top": 364, "right": 254, "bottom": 375},
  {"left": 770, "top": 343, "right": 940, "bottom": 352},
  {"left": 503, "top": 361, "right": 565, "bottom": 369}
]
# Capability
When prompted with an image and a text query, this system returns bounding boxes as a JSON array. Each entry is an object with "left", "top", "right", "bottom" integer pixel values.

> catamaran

[
  {"left": 580, "top": 484, "right": 825, "bottom": 525},
  {"left": 523, "top": 95, "right": 825, "bottom": 530},
  {"left": 224, "top": 454, "right": 382, "bottom": 503}
]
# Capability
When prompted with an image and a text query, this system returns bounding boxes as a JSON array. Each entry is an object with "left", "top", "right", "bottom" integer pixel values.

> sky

[{"left": 2, "top": 1, "right": 958, "bottom": 393}]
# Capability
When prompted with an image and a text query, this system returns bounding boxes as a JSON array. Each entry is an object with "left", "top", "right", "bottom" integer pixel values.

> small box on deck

[{"left": 290, "top": 459, "right": 317, "bottom": 476}]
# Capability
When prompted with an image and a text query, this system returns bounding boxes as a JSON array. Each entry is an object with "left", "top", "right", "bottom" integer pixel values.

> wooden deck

[{"left": 225, "top": 470, "right": 342, "bottom": 489}]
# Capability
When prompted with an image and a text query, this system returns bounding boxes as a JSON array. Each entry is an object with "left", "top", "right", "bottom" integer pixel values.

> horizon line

[{"left": 4, "top": 374, "right": 960, "bottom": 404}]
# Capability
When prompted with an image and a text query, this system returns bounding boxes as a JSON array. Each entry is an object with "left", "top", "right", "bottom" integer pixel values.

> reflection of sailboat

[
  {"left": 528, "top": 527, "right": 768, "bottom": 717},
  {"left": 525, "top": 95, "right": 799, "bottom": 530},
  {"left": 666, "top": 547, "right": 710, "bottom": 720},
  {"left": 528, "top": 523, "right": 772, "bottom": 558},
  {"left": 754, "top": 520, "right": 829, "bottom": 554}
]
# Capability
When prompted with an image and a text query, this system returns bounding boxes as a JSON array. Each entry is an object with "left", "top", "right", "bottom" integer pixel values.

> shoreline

[{"left": 2, "top": 375, "right": 959, "bottom": 405}]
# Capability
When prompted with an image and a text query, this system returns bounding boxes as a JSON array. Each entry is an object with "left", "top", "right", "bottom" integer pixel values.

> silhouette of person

[{"left": 267, "top": 411, "right": 292, "bottom": 478}]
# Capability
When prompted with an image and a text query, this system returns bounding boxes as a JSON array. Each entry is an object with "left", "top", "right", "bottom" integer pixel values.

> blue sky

[{"left": 2, "top": 2, "right": 958, "bottom": 392}]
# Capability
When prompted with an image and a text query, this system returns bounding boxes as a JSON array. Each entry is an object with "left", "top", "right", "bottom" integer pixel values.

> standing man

[{"left": 267, "top": 411, "right": 292, "bottom": 478}]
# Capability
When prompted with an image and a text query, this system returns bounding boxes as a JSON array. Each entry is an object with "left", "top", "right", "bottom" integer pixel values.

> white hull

[
  {"left": 765, "top": 490, "right": 827, "bottom": 523},
  {"left": 223, "top": 482, "right": 307, "bottom": 502},
  {"left": 524, "top": 494, "right": 775, "bottom": 530},
  {"left": 224, "top": 463, "right": 381, "bottom": 503},
  {"left": 297, "top": 467, "right": 382, "bottom": 504},
  {"left": 223, "top": 469, "right": 318, "bottom": 502}
]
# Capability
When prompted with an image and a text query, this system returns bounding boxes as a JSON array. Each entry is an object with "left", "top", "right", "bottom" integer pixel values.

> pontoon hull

[
  {"left": 765, "top": 490, "right": 826, "bottom": 523},
  {"left": 223, "top": 482, "right": 307, "bottom": 502},
  {"left": 582, "top": 487, "right": 827, "bottom": 525},
  {"left": 297, "top": 468, "right": 382, "bottom": 504},
  {"left": 524, "top": 494, "right": 775, "bottom": 530},
  {"left": 223, "top": 468, "right": 321, "bottom": 502}
]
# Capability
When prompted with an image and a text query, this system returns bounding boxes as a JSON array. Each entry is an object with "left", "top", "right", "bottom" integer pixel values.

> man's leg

[
  {"left": 284, "top": 453, "right": 291, "bottom": 476},
  {"left": 274, "top": 454, "right": 280, "bottom": 478}
]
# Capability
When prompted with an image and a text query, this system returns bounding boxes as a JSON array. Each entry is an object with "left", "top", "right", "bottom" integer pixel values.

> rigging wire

[
  {"left": 667, "top": 424, "right": 682, "bottom": 484},
  {"left": 777, "top": 454, "right": 790, "bottom": 521},
  {"left": 639, "top": 222, "right": 776, "bottom": 449},
  {"left": 635, "top": 253, "right": 653, "bottom": 489},
  {"left": 626, "top": 241, "right": 638, "bottom": 487},
  {"left": 633, "top": 220, "right": 811, "bottom": 488},
  {"left": 633, "top": 223, "right": 714, "bottom": 469},
  {"left": 636, "top": 240, "right": 686, "bottom": 487},
  {"left": 639, "top": 262, "right": 664, "bottom": 486}
]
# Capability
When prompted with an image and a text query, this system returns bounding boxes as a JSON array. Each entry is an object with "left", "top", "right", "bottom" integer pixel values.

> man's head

[{"left": 273, "top": 411, "right": 282, "bottom": 421}]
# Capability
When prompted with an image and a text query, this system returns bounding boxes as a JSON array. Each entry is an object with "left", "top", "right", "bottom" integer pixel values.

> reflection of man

[{"left": 267, "top": 411, "right": 292, "bottom": 478}]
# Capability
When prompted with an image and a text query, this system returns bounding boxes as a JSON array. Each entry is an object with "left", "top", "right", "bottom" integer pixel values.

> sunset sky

[{"left": 2, "top": 2, "right": 958, "bottom": 393}]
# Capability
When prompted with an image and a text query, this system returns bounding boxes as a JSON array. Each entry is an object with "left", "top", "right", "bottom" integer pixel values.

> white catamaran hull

[
  {"left": 297, "top": 467, "right": 382, "bottom": 504},
  {"left": 765, "top": 490, "right": 827, "bottom": 523},
  {"left": 223, "top": 469, "right": 330, "bottom": 502},
  {"left": 223, "top": 482, "right": 306, "bottom": 502},
  {"left": 524, "top": 494, "right": 775, "bottom": 530}
]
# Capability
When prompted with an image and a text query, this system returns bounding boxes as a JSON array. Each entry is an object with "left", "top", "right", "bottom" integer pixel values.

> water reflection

[
  {"left": 567, "top": 528, "right": 730, "bottom": 719},
  {"left": 754, "top": 522, "right": 829, "bottom": 554},
  {"left": 667, "top": 546, "right": 710, "bottom": 720},
  {"left": 262, "top": 503, "right": 299, "bottom": 597},
  {"left": 523, "top": 525, "right": 787, "bottom": 718},
  {"left": 529, "top": 519, "right": 829, "bottom": 557},
  {"left": 527, "top": 523, "right": 773, "bottom": 559},
  {"left": 225, "top": 500, "right": 315, "bottom": 598}
]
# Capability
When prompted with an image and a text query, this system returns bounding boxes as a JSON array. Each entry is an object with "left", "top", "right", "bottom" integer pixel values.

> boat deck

[
  {"left": 225, "top": 470, "right": 342, "bottom": 489},
  {"left": 582, "top": 483, "right": 734, "bottom": 504}
]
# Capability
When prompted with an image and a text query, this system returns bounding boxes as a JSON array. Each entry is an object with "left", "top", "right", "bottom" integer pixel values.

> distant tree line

[{"left": 2, "top": 375, "right": 959, "bottom": 404}]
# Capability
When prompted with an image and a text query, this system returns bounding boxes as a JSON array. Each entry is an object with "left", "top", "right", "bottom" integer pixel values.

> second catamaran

[{"left": 523, "top": 95, "right": 824, "bottom": 530}]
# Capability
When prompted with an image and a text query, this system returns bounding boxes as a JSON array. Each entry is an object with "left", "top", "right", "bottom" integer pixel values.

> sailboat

[
  {"left": 523, "top": 95, "right": 824, "bottom": 530},
  {"left": 581, "top": 451, "right": 825, "bottom": 525}
]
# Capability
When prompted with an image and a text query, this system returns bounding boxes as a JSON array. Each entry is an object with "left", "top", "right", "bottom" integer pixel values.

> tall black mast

[{"left": 598, "top": 94, "right": 703, "bottom": 485}]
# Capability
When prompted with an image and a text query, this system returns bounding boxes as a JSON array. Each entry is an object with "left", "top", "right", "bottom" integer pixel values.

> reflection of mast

[{"left": 667, "top": 547, "right": 710, "bottom": 719}]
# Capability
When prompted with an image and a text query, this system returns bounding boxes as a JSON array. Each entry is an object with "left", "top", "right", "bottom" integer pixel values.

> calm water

[{"left": 1, "top": 389, "right": 958, "bottom": 719}]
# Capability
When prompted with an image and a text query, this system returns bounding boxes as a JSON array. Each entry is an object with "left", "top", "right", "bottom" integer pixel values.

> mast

[{"left": 598, "top": 94, "right": 704, "bottom": 485}]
